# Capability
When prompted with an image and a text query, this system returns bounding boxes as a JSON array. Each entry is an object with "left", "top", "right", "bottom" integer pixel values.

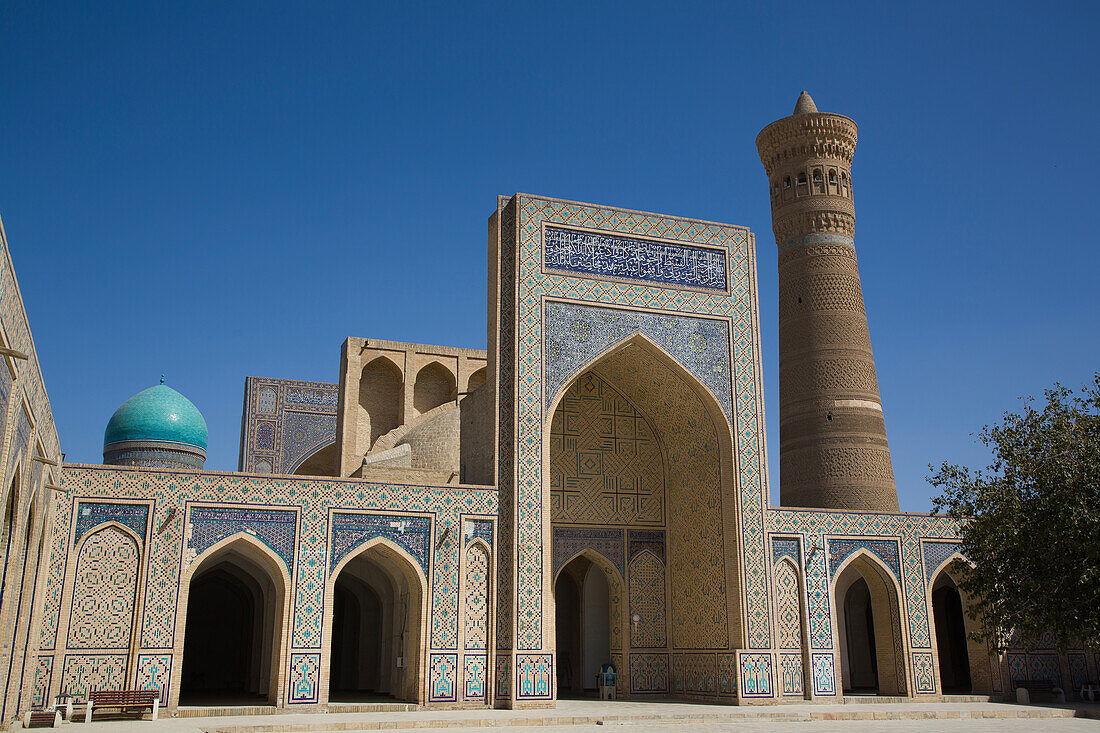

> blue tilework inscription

[{"left": 543, "top": 227, "right": 727, "bottom": 291}]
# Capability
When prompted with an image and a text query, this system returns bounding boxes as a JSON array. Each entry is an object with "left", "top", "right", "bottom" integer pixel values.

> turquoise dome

[{"left": 104, "top": 384, "right": 208, "bottom": 450}]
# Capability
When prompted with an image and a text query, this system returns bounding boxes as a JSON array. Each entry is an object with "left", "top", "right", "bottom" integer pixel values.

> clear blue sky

[{"left": 2, "top": 2, "right": 1097, "bottom": 510}]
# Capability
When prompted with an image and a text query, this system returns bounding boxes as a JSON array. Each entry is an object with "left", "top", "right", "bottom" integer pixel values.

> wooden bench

[
  {"left": 84, "top": 689, "right": 160, "bottom": 723},
  {"left": 1014, "top": 678, "right": 1065, "bottom": 704},
  {"left": 20, "top": 710, "right": 61, "bottom": 728}
]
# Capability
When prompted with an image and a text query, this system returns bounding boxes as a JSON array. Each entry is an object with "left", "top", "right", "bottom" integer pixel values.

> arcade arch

[
  {"left": 176, "top": 535, "right": 290, "bottom": 707},
  {"left": 833, "top": 552, "right": 907, "bottom": 696},
  {"left": 466, "top": 366, "right": 487, "bottom": 394},
  {"left": 928, "top": 558, "right": 989, "bottom": 695},
  {"left": 324, "top": 538, "right": 427, "bottom": 704}
]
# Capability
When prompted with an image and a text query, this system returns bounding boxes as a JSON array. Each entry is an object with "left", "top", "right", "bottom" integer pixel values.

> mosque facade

[{"left": 0, "top": 94, "right": 1095, "bottom": 723}]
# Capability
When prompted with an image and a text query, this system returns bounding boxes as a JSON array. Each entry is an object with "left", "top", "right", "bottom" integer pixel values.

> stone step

[{"left": 206, "top": 706, "right": 1079, "bottom": 733}]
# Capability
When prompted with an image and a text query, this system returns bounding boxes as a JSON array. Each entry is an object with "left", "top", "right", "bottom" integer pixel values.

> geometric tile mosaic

[
  {"left": 188, "top": 505, "right": 297, "bottom": 572},
  {"left": 738, "top": 652, "right": 773, "bottom": 698},
  {"left": 66, "top": 527, "right": 139, "bottom": 650},
  {"left": 545, "top": 301, "right": 734, "bottom": 422},
  {"left": 629, "top": 653, "right": 669, "bottom": 693},
  {"left": 549, "top": 371, "right": 664, "bottom": 526},
  {"left": 134, "top": 653, "right": 172, "bottom": 705},
  {"left": 59, "top": 653, "right": 127, "bottom": 702}
]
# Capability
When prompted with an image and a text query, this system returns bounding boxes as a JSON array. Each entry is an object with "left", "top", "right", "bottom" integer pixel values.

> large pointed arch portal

[{"left": 544, "top": 332, "right": 741, "bottom": 699}]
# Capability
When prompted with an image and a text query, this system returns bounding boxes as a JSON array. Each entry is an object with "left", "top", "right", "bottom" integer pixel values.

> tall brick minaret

[{"left": 756, "top": 92, "right": 899, "bottom": 512}]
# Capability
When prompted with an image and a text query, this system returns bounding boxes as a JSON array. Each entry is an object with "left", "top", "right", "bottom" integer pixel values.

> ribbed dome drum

[{"left": 103, "top": 383, "right": 208, "bottom": 469}]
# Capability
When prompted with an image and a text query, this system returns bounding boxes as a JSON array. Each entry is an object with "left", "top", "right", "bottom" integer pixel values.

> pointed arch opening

[
  {"left": 178, "top": 535, "right": 289, "bottom": 707},
  {"left": 928, "top": 559, "right": 990, "bottom": 695},
  {"left": 324, "top": 538, "right": 427, "bottom": 704},
  {"left": 293, "top": 441, "right": 337, "bottom": 476},
  {"left": 466, "top": 367, "right": 487, "bottom": 394},
  {"left": 413, "top": 362, "right": 456, "bottom": 416},
  {"left": 553, "top": 551, "right": 624, "bottom": 698},
  {"left": 360, "top": 357, "right": 404, "bottom": 450},
  {"left": 834, "top": 552, "right": 907, "bottom": 696}
]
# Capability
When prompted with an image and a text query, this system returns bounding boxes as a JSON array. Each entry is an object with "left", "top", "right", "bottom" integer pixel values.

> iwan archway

[
  {"left": 322, "top": 537, "right": 427, "bottom": 704},
  {"left": 175, "top": 534, "right": 291, "bottom": 707},
  {"left": 545, "top": 333, "right": 742, "bottom": 699}
]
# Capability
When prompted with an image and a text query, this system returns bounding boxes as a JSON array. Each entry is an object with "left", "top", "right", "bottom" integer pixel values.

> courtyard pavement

[{"left": 24, "top": 699, "right": 1100, "bottom": 732}]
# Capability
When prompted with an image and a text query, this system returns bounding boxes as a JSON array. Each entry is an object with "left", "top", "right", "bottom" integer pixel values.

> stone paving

[{"left": 41, "top": 699, "right": 1100, "bottom": 732}]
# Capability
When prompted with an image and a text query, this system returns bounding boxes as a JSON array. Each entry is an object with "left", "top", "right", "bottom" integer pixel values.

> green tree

[{"left": 929, "top": 374, "right": 1100, "bottom": 652}]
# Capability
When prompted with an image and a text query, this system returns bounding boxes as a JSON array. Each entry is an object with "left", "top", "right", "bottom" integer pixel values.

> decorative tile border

[
  {"left": 330, "top": 512, "right": 431, "bottom": 575},
  {"left": 74, "top": 502, "right": 148, "bottom": 545},
  {"left": 288, "top": 652, "right": 320, "bottom": 704},
  {"left": 738, "top": 651, "right": 774, "bottom": 698},
  {"left": 188, "top": 505, "right": 297, "bottom": 572},
  {"left": 429, "top": 653, "right": 458, "bottom": 702},
  {"left": 134, "top": 653, "right": 172, "bottom": 705},
  {"left": 912, "top": 651, "right": 935, "bottom": 694},
  {"left": 629, "top": 653, "right": 669, "bottom": 694},
  {"left": 811, "top": 652, "right": 836, "bottom": 696},
  {"left": 516, "top": 654, "right": 553, "bottom": 699},
  {"left": 551, "top": 526, "right": 625, "bottom": 581}
]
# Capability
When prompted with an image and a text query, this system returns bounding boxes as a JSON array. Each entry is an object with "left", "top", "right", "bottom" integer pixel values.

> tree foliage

[{"left": 929, "top": 374, "right": 1100, "bottom": 652}]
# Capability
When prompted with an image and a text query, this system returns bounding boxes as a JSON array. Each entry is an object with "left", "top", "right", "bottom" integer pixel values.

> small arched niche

[
  {"left": 413, "top": 362, "right": 456, "bottom": 416},
  {"left": 360, "top": 357, "right": 404, "bottom": 448}
]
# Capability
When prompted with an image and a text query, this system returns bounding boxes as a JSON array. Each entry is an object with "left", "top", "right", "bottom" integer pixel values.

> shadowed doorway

[
  {"left": 554, "top": 555, "right": 611, "bottom": 697},
  {"left": 932, "top": 574, "right": 972, "bottom": 693},
  {"left": 180, "top": 556, "right": 278, "bottom": 705},
  {"left": 840, "top": 577, "right": 878, "bottom": 693}
]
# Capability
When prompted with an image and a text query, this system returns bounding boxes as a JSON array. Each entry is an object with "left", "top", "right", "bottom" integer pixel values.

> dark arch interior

[
  {"left": 329, "top": 575, "right": 384, "bottom": 699},
  {"left": 554, "top": 568, "right": 582, "bottom": 696},
  {"left": 932, "top": 577, "right": 972, "bottom": 694},
  {"left": 842, "top": 576, "right": 878, "bottom": 694},
  {"left": 180, "top": 560, "right": 273, "bottom": 705}
]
